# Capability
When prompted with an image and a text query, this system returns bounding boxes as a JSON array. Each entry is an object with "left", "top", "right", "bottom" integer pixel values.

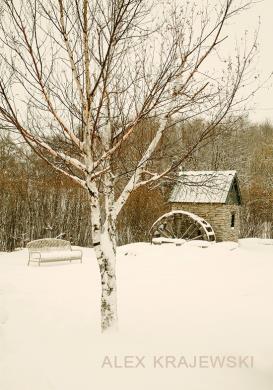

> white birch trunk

[
  {"left": 99, "top": 215, "right": 118, "bottom": 332},
  {"left": 87, "top": 173, "right": 118, "bottom": 332}
]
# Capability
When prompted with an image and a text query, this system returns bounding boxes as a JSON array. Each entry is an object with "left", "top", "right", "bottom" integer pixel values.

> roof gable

[
  {"left": 169, "top": 170, "right": 241, "bottom": 204},
  {"left": 226, "top": 176, "right": 242, "bottom": 205}
]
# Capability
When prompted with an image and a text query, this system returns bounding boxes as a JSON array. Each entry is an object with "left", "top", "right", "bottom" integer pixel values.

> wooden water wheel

[{"left": 150, "top": 210, "right": 216, "bottom": 245}]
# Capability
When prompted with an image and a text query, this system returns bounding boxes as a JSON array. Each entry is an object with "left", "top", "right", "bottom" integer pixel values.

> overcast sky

[
  {"left": 3, "top": 0, "right": 272, "bottom": 125},
  {"left": 233, "top": 0, "right": 273, "bottom": 123}
]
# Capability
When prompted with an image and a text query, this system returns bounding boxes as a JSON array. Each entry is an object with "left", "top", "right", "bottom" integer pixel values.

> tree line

[{"left": 1, "top": 118, "right": 272, "bottom": 252}]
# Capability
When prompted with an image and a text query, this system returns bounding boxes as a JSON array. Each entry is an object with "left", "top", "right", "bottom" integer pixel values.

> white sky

[
  {"left": 231, "top": 0, "right": 273, "bottom": 123},
  {"left": 3, "top": 0, "right": 272, "bottom": 125}
]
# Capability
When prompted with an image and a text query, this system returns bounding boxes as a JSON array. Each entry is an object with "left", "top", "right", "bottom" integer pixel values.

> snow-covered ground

[{"left": 0, "top": 239, "right": 273, "bottom": 390}]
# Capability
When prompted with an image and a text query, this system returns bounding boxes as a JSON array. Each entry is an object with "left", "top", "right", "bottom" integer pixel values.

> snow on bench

[{"left": 26, "top": 238, "right": 82, "bottom": 266}]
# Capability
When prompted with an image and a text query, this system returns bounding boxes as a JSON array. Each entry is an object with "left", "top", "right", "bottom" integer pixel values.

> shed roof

[{"left": 169, "top": 170, "right": 241, "bottom": 204}]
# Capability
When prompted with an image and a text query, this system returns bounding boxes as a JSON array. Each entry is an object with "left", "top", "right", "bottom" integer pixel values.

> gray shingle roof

[{"left": 169, "top": 170, "right": 239, "bottom": 204}]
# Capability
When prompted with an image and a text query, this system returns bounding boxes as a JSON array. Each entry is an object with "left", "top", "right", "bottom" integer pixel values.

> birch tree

[{"left": 0, "top": 0, "right": 258, "bottom": 331}]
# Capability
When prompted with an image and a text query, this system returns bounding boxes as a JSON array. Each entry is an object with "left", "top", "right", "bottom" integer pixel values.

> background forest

[{"left": 1, "top": 118, "right": 272, "bottom": 251}]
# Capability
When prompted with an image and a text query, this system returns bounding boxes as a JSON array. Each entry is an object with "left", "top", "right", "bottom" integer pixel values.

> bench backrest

[{"left": 26, "top": 239, "right": 72, "bottom": 252}]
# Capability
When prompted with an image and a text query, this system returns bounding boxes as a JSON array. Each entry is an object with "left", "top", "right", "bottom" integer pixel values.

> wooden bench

[{"left": 26, "top": 238, "right": 82, "bottom": 266}]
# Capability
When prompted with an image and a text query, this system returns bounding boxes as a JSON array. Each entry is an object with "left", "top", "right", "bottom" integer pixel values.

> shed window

[{"left": 231, "top": 213, "right": 235, "bottom": 228}]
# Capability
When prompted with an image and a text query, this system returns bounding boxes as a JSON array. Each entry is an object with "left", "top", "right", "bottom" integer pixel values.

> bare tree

[{"left": 0, "top": 0, "right": 258, "bottom": 331}]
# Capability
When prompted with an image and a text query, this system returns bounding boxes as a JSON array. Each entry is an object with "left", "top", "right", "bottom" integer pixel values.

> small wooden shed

[{"left": 168, "top": 170, "right": 242, "bottom": 242}]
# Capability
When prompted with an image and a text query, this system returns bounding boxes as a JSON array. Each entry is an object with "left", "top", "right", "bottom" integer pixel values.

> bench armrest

[
  {"left": 29, "top": 251, "right": 41, "bottom": 258},
  {"left": 28, "top": 251, "right": 41, "bottom": 266},
  {"left": 71, "top": 248, "right": 82, "bottom": 263},
  {"left": 71, "top": 248, "right": 82, "bottom": 256}
]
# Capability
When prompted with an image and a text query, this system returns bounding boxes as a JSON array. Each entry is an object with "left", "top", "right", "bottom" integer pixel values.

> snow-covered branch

[{"left": 114, "top": 119, "right": 167, "bottom": 218}]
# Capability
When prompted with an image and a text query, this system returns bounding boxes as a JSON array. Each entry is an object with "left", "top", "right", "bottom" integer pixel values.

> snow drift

[{"left": 0, "top": 239, "right": 272, "bottom": 390}]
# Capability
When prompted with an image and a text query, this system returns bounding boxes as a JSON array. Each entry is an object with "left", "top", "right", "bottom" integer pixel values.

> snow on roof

[{"left": 169, "top": 170, "right": 238, "bottom": 204}]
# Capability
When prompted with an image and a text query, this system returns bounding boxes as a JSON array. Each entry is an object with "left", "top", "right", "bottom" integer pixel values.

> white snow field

[{"left": 0, "top": 239, "right": 273, "bottom": 390}]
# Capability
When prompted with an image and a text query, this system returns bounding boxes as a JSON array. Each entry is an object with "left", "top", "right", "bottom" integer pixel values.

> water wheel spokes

[
  {"left": 157, "top": 224, "right": 172, "bottom": 238},
  {"left": 150, "top": 210, "right": 216, "bottom": 244}
]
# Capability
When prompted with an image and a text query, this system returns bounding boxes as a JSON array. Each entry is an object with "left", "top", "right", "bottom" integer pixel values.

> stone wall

[{"left": 170, "top": 203, "right": 240, "bottom": 242}]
